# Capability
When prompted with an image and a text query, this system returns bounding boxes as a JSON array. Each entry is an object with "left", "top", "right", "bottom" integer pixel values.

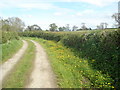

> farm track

[
  {"left": 1, "top": 40, "right": 57, "bottom": 88},
  {"left": 25, "top": 40, "right": 57, "bottom": 88},
  {"left": 0, "top": 40, "right": 28, "bottom": 89}
]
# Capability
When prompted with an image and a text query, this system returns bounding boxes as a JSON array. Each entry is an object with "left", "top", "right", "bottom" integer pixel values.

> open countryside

[{"left": 0, "top": 0, "right": 120, "bottom": 89}]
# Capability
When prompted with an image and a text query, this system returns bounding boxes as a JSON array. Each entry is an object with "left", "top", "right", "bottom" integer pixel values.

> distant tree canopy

[
  {"left": 81, "top": 23, "right": 87, "bottom": 30},
  {"left": 26, "top": 24, "right": 42, "bottom": 31},
  {"left": 0, "top": 17, "right": 25, "bottom": 32},
  {"left": 58, "top": 26, "right": 66, "bottom": 31},
  {"left": 72, "top": 25, "right": 78, "bottom": 31},
  {"left": 65, "top": 24, "right": 70, "bottom": 31},
  {"left": 96, "top": 22, "right": 108, "bottom": 30},
  {"left": 49, "top": 23, "right": 58, "bottom": 31}
]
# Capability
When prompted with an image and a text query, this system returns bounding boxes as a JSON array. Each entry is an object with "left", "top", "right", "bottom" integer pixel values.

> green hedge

[
  {"left": 2, "top": 31, "right": 19, "bottom": 44},
  {"left": 19, "top": 31, "right": 64, "bottom": 42},
  {"left": 19, "top": 29, "right": 120, "bottom": 88},
  {"left": 61, "top": 30, "right": 120, "bottom": 88},
  {"left": 0, "top": 30, "right": 2, "bottom": 44}
]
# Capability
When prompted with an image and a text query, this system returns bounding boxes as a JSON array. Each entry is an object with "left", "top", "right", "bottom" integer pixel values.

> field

[{"left": 1, "top": 29, "right": 120, "bottom": 88}]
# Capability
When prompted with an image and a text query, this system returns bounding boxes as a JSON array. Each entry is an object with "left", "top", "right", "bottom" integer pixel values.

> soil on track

[{"left": 25, "top": 40, "right": 57, "bottom": 88}]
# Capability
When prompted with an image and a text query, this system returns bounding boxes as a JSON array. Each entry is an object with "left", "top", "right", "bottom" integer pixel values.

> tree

[
  {"left": 0, "top": 17, "right": 2, "bottom": 30},
  {"left": 49, "top": 23, "right": 58, "bottom": 31},
  {"left": 98, "top": 22, "right": 108, "bottom": 30},
  {"left": 72, "top": 25, "right": 78, "bottom": 31},
  {"left": 65, "top": 24, "right": 70, "bottom": 31},
  {"left": 26, "top": 24, "right": 42, "bottom": 31},
  {"left": 104, "top": 23, "right": 108, "bottom": 29},
  {"left": 96, "top": 25, "right": 101, "bottom": 30},
  {"left": 81, "top": 23, "right": 87, "bottom": 30},
  {"left": 100, "top": 23, "right": 104, "bottom": 29},
  {"left": 27, "top": 26, "right": 32, "bottom": 31},
  {"left": 32, "top": 24, "right": 42, "bottom": 30},
  {"left": 1, "top": 17, "right": 25, "bottom": 32},
  {"left": 58, "top": 26, "right": 66, "bottom": 31},
  {"left": 112, "top": 13, "right": 120, "bottom": 28},
  {"left": 7, "top": 17, "right": 25, "bottom": 31},
  {"left": 1, "top": 19, "right": 11, "bottom": 31}
]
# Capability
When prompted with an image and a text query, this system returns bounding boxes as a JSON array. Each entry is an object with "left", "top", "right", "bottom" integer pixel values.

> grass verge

[
  {"left": 31, "top": 37, "right": 114, "bottom": 88},
  {"left": 2, "top": 39, "right": 23, "bottom": 64},
  {"left": 2, "top": 40, "right": 35, "bottom": 88}
]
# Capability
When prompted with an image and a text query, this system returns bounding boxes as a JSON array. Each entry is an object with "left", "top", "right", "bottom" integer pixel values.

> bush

[
  {"left": 19, "top": 31, "right": 63, "bottom": 42},
  {"left": 2, "top": 31, "right": 19, "bottom": 44}
]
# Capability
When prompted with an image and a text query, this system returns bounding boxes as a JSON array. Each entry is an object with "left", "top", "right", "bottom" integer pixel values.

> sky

[{"left": 0, "top": 0, "right": 119, "bottom": 30}]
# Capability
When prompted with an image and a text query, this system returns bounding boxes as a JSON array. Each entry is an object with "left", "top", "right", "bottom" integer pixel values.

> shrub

[{"left": 2, "top": 31, "right": 19, "bottom": 44}]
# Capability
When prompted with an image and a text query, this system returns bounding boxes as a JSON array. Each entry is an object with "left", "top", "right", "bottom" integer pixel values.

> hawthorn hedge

[{"left": 2, "top": 31, "right": 19, "bottom": 44}]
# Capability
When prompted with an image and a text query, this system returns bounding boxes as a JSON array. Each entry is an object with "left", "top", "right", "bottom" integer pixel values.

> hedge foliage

[
  {"left": 19, "top": 31, "right": 63, "bottom": 42},
  {"left": 19, "top": 29, "right": 120, "bottom": 88},
  {"left": 2, "top": 31, "right": 19, "bottom": 44}
]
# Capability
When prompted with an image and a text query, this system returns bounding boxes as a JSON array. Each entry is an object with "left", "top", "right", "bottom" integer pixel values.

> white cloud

[
  {"left": 54, "top": 12, "right": 63, "bottom": 16},
  {"left": 0, "top": 0, "right": 56, "bottom": 10},
  {"left": 0, "top": 0, "right": 118, "bottom": 9},
  {"left": 83, "top": 9, "right": 94, "bottom": 14},
  {"left": 18, "top": 3, "right": 56, "bottom": 10},
  {"left": 34, "top": 0, "right": 118, "bottom": 6},
  {"left": 53, "top": 7, "right": 73, "bottom": 16},
  {"left": 76, "top": 9, "right": 94, "bottom": 17},
  {"left": 76, "top": 12, "right": 82, "bottom": 16}
]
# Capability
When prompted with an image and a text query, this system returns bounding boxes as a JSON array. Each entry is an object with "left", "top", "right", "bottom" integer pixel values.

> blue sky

[{"left": 0, "top": 0, "right": 118, "bottom": 29}]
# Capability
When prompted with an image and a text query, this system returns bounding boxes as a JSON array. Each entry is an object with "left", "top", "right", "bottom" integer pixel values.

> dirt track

[
  {"left": 25, "top": 40, "right": 57, "bottom": 88},
  {"left": 0, "top": 40, "right": 28, "bottom": 89}
]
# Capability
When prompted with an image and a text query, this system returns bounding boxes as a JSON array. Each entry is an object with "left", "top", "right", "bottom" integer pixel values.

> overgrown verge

[
  {"left": 2, "top": 31, "right": 19, "bottom": 44},
  {"left": 2, "top": 40, "right": 23, "bottom": 63},
  {"left": 20, "top": 29, "right": 120, "bottom": 88},
  {"left": 31, "top": 38, "right": 114, "bottom": 88},
  {"left": 2, "top": 40, "right": 35, "bottom": 88},
  {"left": 1, "top": 30, "right": 22, "bottom": 63}
]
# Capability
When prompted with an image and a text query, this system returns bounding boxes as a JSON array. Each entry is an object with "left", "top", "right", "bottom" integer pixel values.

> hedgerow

[
  {"left": 19, "top": 31, "right": 63, "bottom": 42},
  {"left": 19, "top": 29, "right": 120, "bottom": 88},
  {"left": 2, "top": 31, "right": 19, "bottom": 44},
  {"left": 61, "top": 30, "right": 120, "bottom": 88}
]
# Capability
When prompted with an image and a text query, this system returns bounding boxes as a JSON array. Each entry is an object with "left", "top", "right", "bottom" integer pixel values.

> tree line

[
  {"left": 0, "top": 13, "right": 119, "bottom": 32},
  {"left": 0, "top": 17, "right": 25, "bottom": 32}
]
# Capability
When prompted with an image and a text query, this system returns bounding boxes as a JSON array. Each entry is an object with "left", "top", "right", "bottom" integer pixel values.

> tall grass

[
  {"left": 1, "top": 30, "right": 22, "bottom": 63},
  {"left": 0, "top": 44, "right": 1, "bottom": 63},
  {"left": 2, "top": 39, "right": 23, "bottom": 63}
]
